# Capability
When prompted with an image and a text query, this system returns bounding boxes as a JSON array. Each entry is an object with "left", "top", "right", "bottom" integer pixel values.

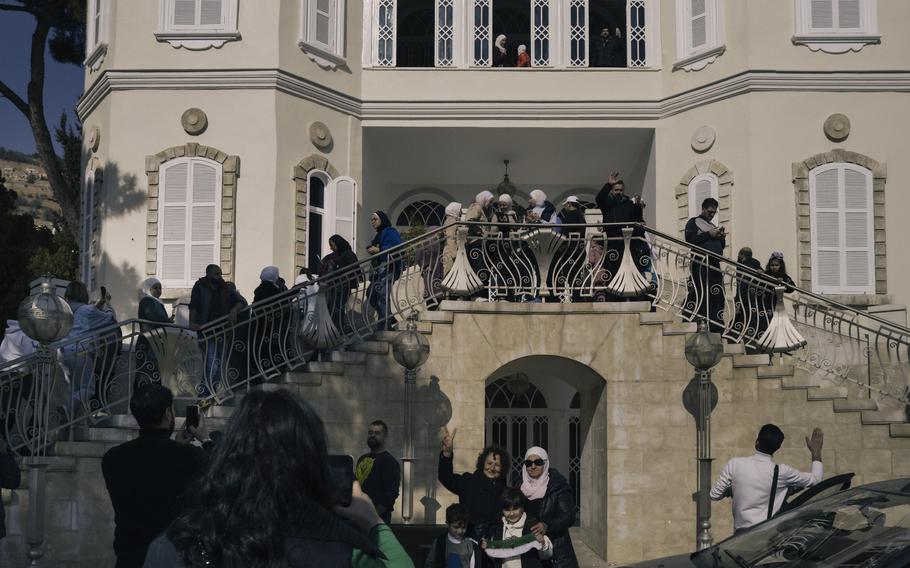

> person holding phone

[
  {"left": 102, "top": 384, "right": 210, "bottom": 568},
  {"left": 143, "top": 389, "right": 414, "bottom": 568}
]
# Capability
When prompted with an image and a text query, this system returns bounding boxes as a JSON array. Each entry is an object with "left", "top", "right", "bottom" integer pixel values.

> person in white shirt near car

[{"left": 710, "top": 423, "right": 824, "bottom": 533}]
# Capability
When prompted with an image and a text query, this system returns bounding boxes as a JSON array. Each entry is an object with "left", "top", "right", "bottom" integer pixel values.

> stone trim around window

[
  {"left": 792, "top": 149, "right": 887, "bottom": 300},
  {"left": 293, "top": 154, "right": 339, "bottom": 274},
  {"left": 675, "top": 158, "right": 734, "bottom": 256},
  {"left": 145, "top": 143, "right": 240, "bottom": 297}
]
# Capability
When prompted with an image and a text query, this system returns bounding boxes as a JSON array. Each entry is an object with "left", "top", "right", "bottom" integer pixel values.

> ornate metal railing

[{"left": 2, "top": 221, "right": 908, "bottom": 456}]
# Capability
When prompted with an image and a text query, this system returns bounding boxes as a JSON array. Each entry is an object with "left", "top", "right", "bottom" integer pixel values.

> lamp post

[
  {"left": 682, "top": 319, "right": 724, "bottom": 551},
  {"left": 391, "top": 310, "right": 430, "bottom": 522},
  {"left": 17, "top": 277, "right": 74, "bottom": 566}
]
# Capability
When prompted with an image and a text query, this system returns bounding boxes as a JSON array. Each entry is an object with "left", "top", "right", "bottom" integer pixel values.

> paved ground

[{"left": 570, "top": 528, "right": 617, "bottom": 567}]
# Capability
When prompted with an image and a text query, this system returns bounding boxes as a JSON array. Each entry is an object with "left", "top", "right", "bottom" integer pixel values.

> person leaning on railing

[{"left": 142, "top": 389, "right": 414, "bottom": 568}]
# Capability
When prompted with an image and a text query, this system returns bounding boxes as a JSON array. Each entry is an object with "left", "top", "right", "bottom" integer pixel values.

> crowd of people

[{"left": 491, "top": 25, "right": 626, "bottom": 68}]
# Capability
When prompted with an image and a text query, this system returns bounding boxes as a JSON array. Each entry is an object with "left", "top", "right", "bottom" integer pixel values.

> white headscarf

[
  {"left": 260, "top": 266, "right": 280, "bottom": 284},
  {"left": 475, "top": 190, "right": 494, "bottom": 208},
  {"left": 498, "top": 194, "right": 513, "bottom": 206},
  {"left": 138, "top": 277, "right": 164, "bottom": 306},
  {"left": 520, "top": 446, "right": 550, "bottom": 501},
  {"left": 495, "top": 34, "right": 507, "bottom": 52},
  {"left": 445, "top": 202, "right": 463, "bottom": 219},
  {"left": 518, "top": 44, "right": 527, "bottom": 54},
  {"left": 529, "top": 189, "right": 547, "bottom": 207}
]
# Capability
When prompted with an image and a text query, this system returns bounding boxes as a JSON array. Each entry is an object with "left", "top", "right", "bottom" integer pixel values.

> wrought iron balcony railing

[{"left": 2, "top": 221, "right": 907, "bottom": 456}]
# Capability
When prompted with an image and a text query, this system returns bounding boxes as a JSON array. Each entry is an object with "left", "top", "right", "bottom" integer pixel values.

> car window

[{"left": 693, "top": 489, "right": 910, "bottom": 567}]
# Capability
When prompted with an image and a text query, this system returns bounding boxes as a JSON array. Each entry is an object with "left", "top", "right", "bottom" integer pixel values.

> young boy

[
  {"left": 482, "top": 488, "right": 553, "bottom": 568},
  {"left": 426, "top": 503, "right": 482, "bottom": 568}
]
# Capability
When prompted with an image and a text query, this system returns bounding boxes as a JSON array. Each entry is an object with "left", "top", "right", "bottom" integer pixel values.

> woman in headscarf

[
  {"left": 319, "top": 235, "right": 361, "bottom": 332},
  {"left": 517, "top": 44, "right": 530, "bottom": 67},
  {"left": 138, "top": 278, "right": 171, "bottom": 332},
  {"left": 493, "top": 34, "right": 509, "bottom": 67},
  {"left": 518, "top": 447, "right": 579, "bottom": 568},
  {"left": 367, "top": 211, "right": 403, "bottom": 331},
  {"left": 442, "top": 202, "right": 463, "bottom": 275},
  {"left": 526, "top": 190, "right": 559, "bottom": 225},
  {"left": 465, "top": 190, "right": 497, "bottom": 236},
  {"left": 253, "top": 266, "right": 287, "bottom": 304}
]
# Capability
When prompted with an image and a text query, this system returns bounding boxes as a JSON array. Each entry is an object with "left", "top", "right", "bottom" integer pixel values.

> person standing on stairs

[
  {"left": 356, "top": 420, "right": 401, "bottom": 524},
  {"left": 710, "top": 424, "right": 824, "bottom": 534}
]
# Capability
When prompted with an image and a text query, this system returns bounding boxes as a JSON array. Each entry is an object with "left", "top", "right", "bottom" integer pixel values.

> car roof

[{"left": 856, "top": 477, "right": 910, "bottom": 495}]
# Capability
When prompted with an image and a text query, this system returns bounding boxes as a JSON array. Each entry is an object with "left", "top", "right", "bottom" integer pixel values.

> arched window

[
  {"left": 809, "top": 163, "right": 874, "bottom": 294},
  {"left": 81, "top": 167, "right": 101, "bottom": 290},
  {"left": 395, "top": 199, "right": 447, "bottom": 229},
  {"left": 687, "top": 173, "right": 718, "bottom": 219},
  {"left": 158, "top": 158, "right": 222, "bottom": 288},
  {"left": 485, "top": 376, "right": 548, "bottom": 409}
]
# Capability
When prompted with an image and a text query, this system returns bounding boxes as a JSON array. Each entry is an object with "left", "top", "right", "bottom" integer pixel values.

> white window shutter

[
  {"left": 809, "top": 0, "right": 834, "bottom": 29},
  {"left": 837, "top": 0, "right": 861, "bottom": 29},
  {"left": 189, "top": 161, "right": 219, "bottom": 279},
  {"left": 690, "top": 0, "right": 707, "bottom": 50},
  {"left": 688, "top": 174, "right": 718, "bottom": 219},
  {"left": 200, "top": 0, "right": 224, "bottom": 26},
  {"left": 810, "top": 163, "right": 873, "bottom": 294},
  {"left": 173, "top": 0, "right": 197, "bottom": 26},
  {"left": 161, "top": 162, "right": 190, "bottom": 284},
  {"left": 332, "top": 177, "right": 357, "bottom": 248}
]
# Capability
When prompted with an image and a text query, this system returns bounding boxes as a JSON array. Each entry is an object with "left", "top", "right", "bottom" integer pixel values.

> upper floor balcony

[{"left": 360, "top": 0, "right": 662, "bottom": 70}]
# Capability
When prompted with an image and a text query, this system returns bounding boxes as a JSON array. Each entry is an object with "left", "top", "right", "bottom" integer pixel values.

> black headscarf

[
  {"left": 370, "top": 211, "right": 392, "bottom": 247},
  {"left": 329, "top": 234, "right": 353, "bottom": 254}
]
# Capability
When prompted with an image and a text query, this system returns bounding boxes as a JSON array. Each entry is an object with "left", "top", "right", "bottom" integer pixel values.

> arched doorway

[{"left": 484, "top": 356, "right": 604, "bottom": 528}]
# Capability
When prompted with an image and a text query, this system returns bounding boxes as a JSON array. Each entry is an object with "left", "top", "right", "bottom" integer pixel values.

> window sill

[
  {"left": 810, "top": 293, "right": 891, "bottom": 307},
  {"left": 792, "top": 34, "right": 881, "bottom": 54},
  {"left": 84, "top": 43, "right": 108, "bottom": 72},
  {"left": 298, "top": 40, "right": 346, "bottom": 70},
  {"left": 673, "top": 44, "right": 726, "bottom": 72},
  {"left": 155, "top": 31, "right": 241, "bottom": 50},
  {"left": 160, "top": 288, "right": 193, "bottom": 301}
]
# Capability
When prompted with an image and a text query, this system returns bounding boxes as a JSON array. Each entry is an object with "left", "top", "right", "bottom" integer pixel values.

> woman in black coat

[
  {"left": 137, "top": 277, "right": 172, "bottom": 379},
  {"left": 519, "top": 447, "right": 579, "bottom": 568},
  {"left": 437, "top": 427, "right": 510, "bottom": 541},
  {"left": 319, "top": 235, "right": 360, "bottom": 333}
]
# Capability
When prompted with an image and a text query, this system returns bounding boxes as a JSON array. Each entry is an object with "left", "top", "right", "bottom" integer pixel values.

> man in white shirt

[{"left": 710, "top": 424, "right": 824, "bottom": 533}]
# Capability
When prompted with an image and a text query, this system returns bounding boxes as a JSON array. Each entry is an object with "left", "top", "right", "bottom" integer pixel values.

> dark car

[{"left": 621, "top": 476, "right": 910, "bottom": 568}]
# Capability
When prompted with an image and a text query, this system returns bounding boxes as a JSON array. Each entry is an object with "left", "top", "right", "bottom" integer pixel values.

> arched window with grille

[{"left": 395, "top": 199, "right": 448, "bottom": 230}]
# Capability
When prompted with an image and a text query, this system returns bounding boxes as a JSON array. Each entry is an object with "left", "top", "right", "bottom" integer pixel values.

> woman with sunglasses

[{"left": 519, "top": 447, "right": 579, "bottom": 568}]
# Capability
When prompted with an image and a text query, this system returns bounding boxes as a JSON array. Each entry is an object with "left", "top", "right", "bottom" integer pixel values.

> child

[
  {"left": 426, "top": 503, "right": 482, "bottom": 568},
  {"left": 482, "top": 488, "right": 553, "bottom": 568}
]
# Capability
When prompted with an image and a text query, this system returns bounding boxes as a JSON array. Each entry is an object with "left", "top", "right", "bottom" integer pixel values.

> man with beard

[
  {"left": 685, "top": 197, "right": 727, "bottom": 332},
  {"left": 595, "top": 172, "right": 651, "bottom": 294},
  {"left": 355, "top": 420, "right": 401, "bottom": 524},
  {"left": 102, "top": 384, "right": 210, "bottom": 567}
]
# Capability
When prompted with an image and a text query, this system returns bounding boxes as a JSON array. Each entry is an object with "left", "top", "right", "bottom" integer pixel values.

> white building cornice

[{"left": 77, "top": 69, "right": 910, "bottom": 123}]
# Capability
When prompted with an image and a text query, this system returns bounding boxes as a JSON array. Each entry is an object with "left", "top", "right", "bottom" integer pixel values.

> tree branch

[{"left": 0, "top": 79, "right": 30, "bottom": 117}]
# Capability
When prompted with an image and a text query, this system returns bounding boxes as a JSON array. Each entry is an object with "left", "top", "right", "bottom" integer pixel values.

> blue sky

[{"left": 0, "top": 11, "right": 84, "bottom": 155}]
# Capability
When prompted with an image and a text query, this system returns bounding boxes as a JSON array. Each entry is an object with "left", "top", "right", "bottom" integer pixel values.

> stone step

[
  {"left": 72, "top": 427, "right": 137, "bottom": 443},
  {"left": 417, "top": 321, "right": 433, "bottom": 334},
  {"left": 890, "top": 424, "right": 910, "bottom": 438},
  {"left": 732, "top": 354, "right": 771, "bottom": 368},
  {"left": 662, "top": 322, "right": 697, "bottom": 335},
  {"left": 861, "top": 410, "right": 908, "bottom": 425},
  {"left": 638, "top": 311, "right": 675, "bottom": 325},
  {"left": 106, "top": 414, "right": 139, "bottom": 429},
  {"left": 350, "top": 341, "right": 389, "bottom": 354},
  {"left": 53, "top": 441, "right": 108, "bottom": 458},
  {"left": 833, "top": 399, "right": 878, "bottom": 413},
  {"left": 420, "top": 311, "right": 453, "bottom": 324},
  {"left": 282, "top": 372, "right": 325, "bottom": 386},
  {"left": 780, "top": 376, "right": 821, "bottom": 390},
  {"left": 807, "top": 387, "right": 850, "bottom": 400},
  {"left": 305, "top": 361, "right": 345, "bottom": 375},
  {"left": 757, "top": 365, "right": 795, "bottom": 378},
  {"left": 723, "top": 343, "right": 745, "bottom": 355},
  {"left": 329, "top": 351, "right": 367, "bottom": 365},
  {"left": 372, "top": 331, "right": 400, "bottom": 342}
]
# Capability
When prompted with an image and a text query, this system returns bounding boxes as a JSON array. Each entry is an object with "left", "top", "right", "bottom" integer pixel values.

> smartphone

[
  {"left": 328, "top": 454, "right": 355, "bottom": 507},
  {"left": 184, "top": 404, "right": 200, "bottom": 431}
]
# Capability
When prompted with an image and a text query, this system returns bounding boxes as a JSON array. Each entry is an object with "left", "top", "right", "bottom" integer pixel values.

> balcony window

[
  {"left": 299, "top": 0, "right": 347, "bottom": 69},
  {"left": 673, "top": 0, "right": 725, "bottom": 71},
  {"left": 155, "top": 0, "right": 240, "bottom": 50}
]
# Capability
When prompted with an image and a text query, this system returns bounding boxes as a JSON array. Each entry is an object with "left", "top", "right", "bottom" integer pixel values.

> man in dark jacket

[
  {"left": 591, "top": 26, "right": 617, "bottom": 67},
  {"left": 189, "top": 264, "right": 244, "bottom": 392},
  {"left": 355, "top": 420, "right": 401, "bottom": 524},
  {"left": 685, "top": 197, "right": 727, "bottom": 332},
  {"left": 595, "top": 172, "right": 650, "bottom": 292},
  {"left": 102, "top": 384, "right": 209, "bottom": 568},
  {"left": 0, "top": 434, "right": 21, "bottom": 541}
]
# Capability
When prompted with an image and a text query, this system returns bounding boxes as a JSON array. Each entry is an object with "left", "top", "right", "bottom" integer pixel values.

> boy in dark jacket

[
  {"left": 482, "top": 489, "right": 552, "bottom": 568},
  {"left": 426, "top": 503, "right": 481, "bottom": 568}
]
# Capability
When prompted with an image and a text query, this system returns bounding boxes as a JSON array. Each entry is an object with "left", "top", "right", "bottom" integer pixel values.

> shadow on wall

[
  {"left": 416, "top": 375, "right": 453, "bottom": 523},
  {"left": 95, "top": 250, "right": 143, "bottom": 317}
]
